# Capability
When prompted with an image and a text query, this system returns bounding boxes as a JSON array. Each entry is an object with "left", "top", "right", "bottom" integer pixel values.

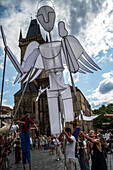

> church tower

[
  {"left": 14, "top": 19, "right": 50, "bottom": 136},
  {"left": 19, "top": 19, "right": 44, "bottom": 62}
]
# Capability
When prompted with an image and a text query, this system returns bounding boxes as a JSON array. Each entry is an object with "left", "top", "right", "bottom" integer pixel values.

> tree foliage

[{"left": 93, "top": 104, "right": 113, "bottom": 131}]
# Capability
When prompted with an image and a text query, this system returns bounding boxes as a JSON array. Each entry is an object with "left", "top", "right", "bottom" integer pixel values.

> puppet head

[{"left": 37, "top": 5, "right": 55, "bottom": 32}]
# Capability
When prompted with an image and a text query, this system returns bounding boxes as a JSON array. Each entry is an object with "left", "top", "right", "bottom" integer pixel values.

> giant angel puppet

[
  {"left": 0, "top": 1, "right": 101, "bottom": 169},
  {"left": 0, "top": 3, "right": 101, "bottom": 135},
  {"left": 25, "top": 4, "right": 101, "bottom": 134}
]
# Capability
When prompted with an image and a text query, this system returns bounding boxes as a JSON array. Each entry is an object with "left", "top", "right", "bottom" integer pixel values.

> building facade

[
  {"left": 0, "top": 106, "right": 13, "bottom": 127},
  {"left": 71, "top": 86, "right": 93, "bottom": 132}
]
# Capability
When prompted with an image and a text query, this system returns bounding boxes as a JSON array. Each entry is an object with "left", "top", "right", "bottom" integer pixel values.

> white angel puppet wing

[
  {"left": 14, "top": 41, "right": 44, "bottom": 84},
  {"left": 23, "top": 54, "right": 44, "bottom": 83},
  {"left": 58, "top": 21, "right": 101, "bottom": 74}
]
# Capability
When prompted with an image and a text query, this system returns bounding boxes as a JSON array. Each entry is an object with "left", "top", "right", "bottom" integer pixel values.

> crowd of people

[{"left": 0, "top": 128, "right": 113, "bottom": 170}]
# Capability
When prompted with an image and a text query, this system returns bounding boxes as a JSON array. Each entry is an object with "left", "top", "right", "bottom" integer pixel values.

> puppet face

[{"left": 37, "top": 5, "right": 55, "bottom": 32}]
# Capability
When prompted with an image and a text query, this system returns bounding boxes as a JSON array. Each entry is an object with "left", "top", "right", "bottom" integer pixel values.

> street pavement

[
  {"left": 9, "top": 149, "right": 64, "bottom": 170},
  {"left": 107, "top": 152, "right": 113, "bottom": 170},
  {"left": 1, "top": 149, "right": 113, "bottom": 170},
  {"left": 7, "top": 149, "right": 81, "bottom": 170}
]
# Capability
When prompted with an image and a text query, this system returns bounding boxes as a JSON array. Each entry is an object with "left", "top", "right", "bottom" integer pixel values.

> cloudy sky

[{"left": 0, "top": 0, "right": 113, "bottom": 110}]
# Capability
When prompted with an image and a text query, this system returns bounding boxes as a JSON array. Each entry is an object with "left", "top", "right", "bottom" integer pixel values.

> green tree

[{"left": 93, "top": 104, "right": 113, "bottom": 131}]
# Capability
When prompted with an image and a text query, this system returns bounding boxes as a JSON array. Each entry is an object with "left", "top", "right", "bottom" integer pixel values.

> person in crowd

[
  {"left": 55, "top": 136, "right": 63, "bottom": 161},
  {"left": 108, "top": 132, "right": 113, "bottom": 152},
  {"left": 0, "top": 143, "right": 3, "bottom": 165},
  {"left": 58, "top": 128, "right": 76, "bottom": 170},
  {"left": 48, "top": 136, "right": 51, "bottom": 150},
  {"left": 35, "top": 136, "right": 39, "bottom": 150},
  {"left": 17, "top": 111, "right": 38, "bottom": 169},
  {"left": 42, "top": 135, "right": 45, "bottom": 150},
  {"left": 30, "top": 136, "right": 33, "bottom": 150},
  {"left": 105, "top": 130, "right": 110, "bottom": 142},
  {"left": 15, "top": 138, "right": 21, "bottom": 164},
  {"left": 77, "top": 135, "right": 90, "bottom": 170},
  {"left": 44, "top": 136, "right": 48, "bottom": 151},
  {"left": 98, "top": 133, "right": 107, "bottom": 158},
  {"left": 6, "top": 137, "right": 12, "bottom": 169},
  {"left": 80, "top": 130, "right": 107, "bottom": 170},
  {"left": 2, "top": 140, "right": 10, "bottom": 170},
  {"left": 39, "top": 135, "right": 43, "bottom": 150},
  {"left": 0, "top": 135, "right": 5, "bottom": 165},
  {"left": 32, "top": 137, "right": 35, "bottom": 150},
  {"left": 49, "top": 136, "right": 55, "bottom": 155},
  {"left": 53, "top": 136, "right": 56, "bottom": 151}
]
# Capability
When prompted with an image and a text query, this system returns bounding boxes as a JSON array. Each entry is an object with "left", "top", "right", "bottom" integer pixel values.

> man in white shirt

[
  {"left": 105, "top": 130, "right": 110, "bottom": 142},
  {"left": 55, "top": 137, "right": 63, "bottom": 161},
  {"left": 58, "top": 128, "right": 76, "bottom": 170}
]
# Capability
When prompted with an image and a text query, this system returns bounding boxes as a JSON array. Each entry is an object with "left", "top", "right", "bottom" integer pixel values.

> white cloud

[
  {"left": 12, "top": 76, "right": 16, "bottom": 80},
  {"left": 5, "top": 78, "right": 9, "bottom": 83},
  {"left": 2, "top": 99, "right": 7, "bottom": 105},
  {"left": 87, "top": 71, "right": 113, "bottom": 109},
  {"left": 63, "top": 65, "right": 79, "bottom": 85},
  {"left": 102, "top": 71, "right": 113, "bottom": 79},
  {"left": 4, "top": 91, "right": 10, "bottom": 95},
  {"left": 0, "top": 1, "right": 38, "bottom": 61},
  {"left": 0, "top": 63, "right": 3, "bottom": 69},
  {"left": 74, "top": 0, "right": 113, "bottom": 63}
]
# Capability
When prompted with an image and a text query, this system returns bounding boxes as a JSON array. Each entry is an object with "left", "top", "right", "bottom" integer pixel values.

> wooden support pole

[{"left": 0, "top": 52, "right": 7, "bottom": 115}]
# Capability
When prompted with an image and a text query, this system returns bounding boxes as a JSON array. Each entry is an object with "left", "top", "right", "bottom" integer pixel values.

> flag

[
  {"left": 72, "top": 127, "right": 80, "bottom": 140},
  {"left": 79, "top": 110, "right": 99, "bottom": 121}
]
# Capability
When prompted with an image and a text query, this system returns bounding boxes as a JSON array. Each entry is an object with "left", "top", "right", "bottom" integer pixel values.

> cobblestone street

[
  {"left": 5, "top": 149, "right": 81, "bottom": 170},
  {"left": 1, "top": 149, "right": 113, "bottom": 170},
  {"left": 9, "top": 149, "right": 64, "bottom": 170}
]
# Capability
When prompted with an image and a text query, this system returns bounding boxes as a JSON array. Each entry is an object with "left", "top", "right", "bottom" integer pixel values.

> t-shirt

[
  {"left": 66, "top": 135, "right": 76, "bottom": 159},
  {"left": 105, "top": 133, "right": 110, "bottom": 141},
  {"left": 55, "top": 138, "right": 60, "bottom": 145},
  {"left": 30, "top": 138, "right": 33, "bottom": 145}
]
